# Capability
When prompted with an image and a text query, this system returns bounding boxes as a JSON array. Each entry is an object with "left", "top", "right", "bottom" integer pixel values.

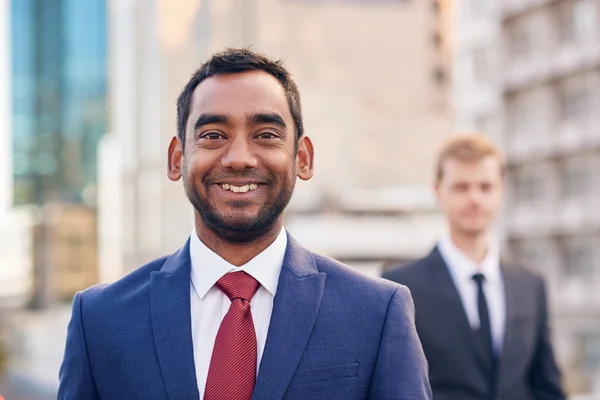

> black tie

[{"left": 472, "top": 273, "right": 497, "bottom": 394}]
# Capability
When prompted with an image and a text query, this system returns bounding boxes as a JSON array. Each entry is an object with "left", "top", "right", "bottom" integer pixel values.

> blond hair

[{"left": 436, "top": 133, "right": 504, "bottom": 182}]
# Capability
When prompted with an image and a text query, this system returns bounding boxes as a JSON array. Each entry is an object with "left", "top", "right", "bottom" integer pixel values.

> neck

[
  {"left": 194, "top": 215, "right": 283, "bottom": 266},
  {"left": 449, "top": 228, "right": 489, "bottom": 265}
]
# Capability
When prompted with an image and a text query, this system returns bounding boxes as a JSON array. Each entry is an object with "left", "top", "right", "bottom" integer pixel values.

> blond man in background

[{"left": 384, "top": 134, "right": 565, "bottom": 400}]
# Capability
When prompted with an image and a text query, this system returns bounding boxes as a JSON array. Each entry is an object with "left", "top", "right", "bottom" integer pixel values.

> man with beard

[
  {"left": 384, "top": 134, "right": 565, "bottom": 400},
  {"left": 58, "top": 48, "right": 431, "bottom": 400}
]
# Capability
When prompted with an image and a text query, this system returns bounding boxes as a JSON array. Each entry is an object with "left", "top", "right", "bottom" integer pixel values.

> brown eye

[
  {"left": 201, "top": 132, "right": 225, "bottom": 140},
  {"left": 453, "top": 183, "right": 469, "bottom": 192},
  {"left": 257, "top": 132, "right": 278, "bottom": 139}
]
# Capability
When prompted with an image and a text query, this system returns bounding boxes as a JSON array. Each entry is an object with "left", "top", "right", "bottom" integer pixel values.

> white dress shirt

[
  {"left": 189, "top": 228, "right": 287, "bottom": 398},
  {"left": 438, "top": 235, "right": 506, "bottom": 354}
]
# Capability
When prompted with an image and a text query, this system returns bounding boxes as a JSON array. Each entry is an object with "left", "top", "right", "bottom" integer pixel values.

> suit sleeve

[
  {"left": 529, "top": 279, "right": 566, "bottom": 400},
  {"left": 368, "top": 286, "right": 432, "bottom": 399},
  {"left": 58, "top": 291, "right": 100, "bottom": 400}
]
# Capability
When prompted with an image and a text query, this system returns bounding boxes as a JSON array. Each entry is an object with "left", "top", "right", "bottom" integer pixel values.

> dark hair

[{"left": 176, "top": 48, "right": 303, "bottom": 150}]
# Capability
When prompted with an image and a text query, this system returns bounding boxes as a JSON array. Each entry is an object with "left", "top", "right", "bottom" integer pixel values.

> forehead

[
  {"left": 189, "top": 70, "right": 291, "bottom": 121},
  {"left": 442, "top": 156, "right": 503, "bottom": 180}
]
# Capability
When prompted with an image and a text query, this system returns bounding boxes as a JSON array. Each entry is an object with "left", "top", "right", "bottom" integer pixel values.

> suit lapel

[
  {"left": 150, "top": 240, "right": 200, "bottom": 400},
  {"left": 427, "top": 247, "right": 492, "bottom": 371},
  {"left": 252, "top": 236, "right": 326, "bottom": 400},
  {"left": 496, "top": 264, "right": 519, "bottom": 389}
]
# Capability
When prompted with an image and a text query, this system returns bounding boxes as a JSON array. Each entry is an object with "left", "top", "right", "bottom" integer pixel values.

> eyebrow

[
  {"left": 248, "top": 112, "right": 287, "bottom": 129},
  {"left": 194, "top": 113, "right": 229, "bottom": 130},
  {"left": 193, "top": 112, "right": 287, "bottom": 131}
]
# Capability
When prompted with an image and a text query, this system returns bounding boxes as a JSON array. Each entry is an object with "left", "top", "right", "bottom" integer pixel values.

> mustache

[{"left": 204, "top": 171, "right": 274, "bottom": 184}]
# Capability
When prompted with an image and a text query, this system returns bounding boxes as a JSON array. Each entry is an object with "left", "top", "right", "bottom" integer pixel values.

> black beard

[{"left": 183, "top": 168, "right": 295, "bottom": 243}]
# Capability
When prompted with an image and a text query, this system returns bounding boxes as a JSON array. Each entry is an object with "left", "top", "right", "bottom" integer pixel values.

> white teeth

[{"left": 220, "top": 183, "right": 260, "bottom": 193}]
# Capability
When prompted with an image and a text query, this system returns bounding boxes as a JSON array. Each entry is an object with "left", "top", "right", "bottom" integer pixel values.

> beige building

[
  {"left": 502, "top": 0, "right": 600, "bottom": 394},
  {"left": 100, "top": 0, "right": 452, "bottom": 281},
  {"left": 454, "top": 0, "right": 600, "bottom": 395}
]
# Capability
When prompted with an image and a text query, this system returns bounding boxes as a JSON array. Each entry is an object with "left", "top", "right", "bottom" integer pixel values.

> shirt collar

[
  {"left": 438, "top": 235, "right": 501, "bottom": 284},
  {"left": 190, "top": 228, "right": 287, "bottom": 299}
]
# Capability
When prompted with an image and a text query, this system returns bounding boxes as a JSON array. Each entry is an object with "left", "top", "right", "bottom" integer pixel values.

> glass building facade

[{"left": 11, "top": 0, "right": 106, "bottom": 206}]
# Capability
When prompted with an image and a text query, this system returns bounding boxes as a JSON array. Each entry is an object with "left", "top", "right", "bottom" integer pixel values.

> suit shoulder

[
  {"left": 382, "top": 256, "right": 430, "bottom": 284},
  {"left": 312, "top": 253, "right": 406, "bottom": 298},
  {"left": 78, "top": 254, "right": 170, "bottom": 310},
  {"left": 504, "top": 262, "right": 546, "bottom": 287}
]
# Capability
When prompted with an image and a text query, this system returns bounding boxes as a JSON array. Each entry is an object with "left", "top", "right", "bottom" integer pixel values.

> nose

[
  {"left": 467, "top": 187, "right": 484, "bottom": 205},
  {"left": 221, "top": 136, "right": 258, "bottom": 170}
]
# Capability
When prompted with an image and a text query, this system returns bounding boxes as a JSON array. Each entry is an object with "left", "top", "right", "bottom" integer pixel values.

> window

[
  {"left": 555, "top": 0, "right": 596, "bottom": 45},
  {"left": 515, "top": 240, "right": 545, "bottom": 270},
  {"left": 558, "top": 82, "right": 590, "bottom": 123},
  {"left": 513, "top": 168, "right": 545, "bottom": 205},
  {"left": 560, "top": 161, "right": 592, "bottom": 200},
  {"left": 580, "top": 334, "right": 600, "bottom": 383},
  {"left": 472, "top": 47, "right": 490, "bottom": 83},
  {"left": 571, "top": 333, "right": 600, "bottom": 392},
  {"left": 556, "top": 1, "right": 577, "bottom": 43},
  {"left": 507, "top": 18, "right": 532, "bottom": 60},
  {"left": 562, "top": 240, "right": 596, "bottom": 281},
  {"left": 507, "top": 93, "right": 535, "bottom": 137}
]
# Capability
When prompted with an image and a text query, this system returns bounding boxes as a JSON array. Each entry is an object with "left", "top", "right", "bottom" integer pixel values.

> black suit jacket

[{"left": 383, "top": 247, "right": 565, "bottom": 400}]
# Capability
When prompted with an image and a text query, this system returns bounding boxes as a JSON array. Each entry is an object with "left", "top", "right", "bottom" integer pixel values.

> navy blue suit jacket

[{"left": 59, "top": 236, "right": 431, "bottom": 399}]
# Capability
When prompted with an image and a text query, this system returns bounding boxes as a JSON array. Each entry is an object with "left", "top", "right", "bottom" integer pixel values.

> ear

[
  {"left": 167, "top": 136, "right": 183, "bottom": 181},
  {"left": 296, "top": 136, "right": 314, "bottom": 181},
  {"left": 433, "top": 181, "right": 442, "bottom": 204}
]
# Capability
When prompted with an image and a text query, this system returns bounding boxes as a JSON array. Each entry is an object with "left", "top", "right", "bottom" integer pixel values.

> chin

[
  {"left": 222, "top": 218, "right": 260, "bottom": 231},
  {"left": 219, "top": 210, "right": 261, "bottom": 226},
  {"left": 460, "top": 225, "right": 487, "bottom": 236},
  {"left": 209, "top": 216, "right": 277, "bottom": 243}
]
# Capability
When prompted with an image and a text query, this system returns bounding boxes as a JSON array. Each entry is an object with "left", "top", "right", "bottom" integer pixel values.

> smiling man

[{"left": 58, "top": 49, "right": 431, "bottom": 400}]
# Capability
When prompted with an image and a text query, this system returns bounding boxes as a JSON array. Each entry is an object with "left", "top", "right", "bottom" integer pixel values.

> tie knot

[
  {"left": 216, "top": 271, "right": 260, "bottom": 302},
  {"left": 472, "top": 273, "right": 486, "bottom": 285}
]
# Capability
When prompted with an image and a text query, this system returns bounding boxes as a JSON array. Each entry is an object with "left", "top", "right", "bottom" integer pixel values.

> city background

[{"left": 0, "top": 0, "right": 598, "bottom": 398}]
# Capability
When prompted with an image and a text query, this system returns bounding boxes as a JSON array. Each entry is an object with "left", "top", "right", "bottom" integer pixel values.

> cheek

[
  {"left": 448, "top": 194, "right": 468, "bottom": 210},
  {"left": 186, "top": 155, "right": 212, "bottom": 181},
  {"left": 488, "top": 196, "right": 503, "bottom": 214},
  {"left": 440, "top": 197, "right": 463, "bottom": 217},
  {"left": 483, "top": 191, "right": 502, "bottom": 206},
  {"left": 262, "top": 153, "right": 295, "bottom": 178}
]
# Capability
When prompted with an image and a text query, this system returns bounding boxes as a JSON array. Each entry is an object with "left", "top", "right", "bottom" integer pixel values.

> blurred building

[
  {"left": 100, "top": 0, "right": 453, "bottom": 282},
  {"left": 452, "top": 0, "right": 503, "bottom": 141},
  {"left": 0, "top": 0, "right": 33, "bottom": 309},
  {"left": 1, "top": 0, "right": 106, "bottom": 394},
  {"left": 0, "top": 0, "right": 11, "bottom": 222},
  {"left": 1, "top": 0, "right": 107, "bottom": 306},
  {"left": 503, "top": 0, "right": 600, "bottom": 393},
  {"left": 453, "top": 0, "right": 600, "bottom": 394},
  {"left": 11, "top": 0, "right": 106, "bottom": 207},
  {"left": 249, "top": 0, "right": 453, "bottom": 273}
]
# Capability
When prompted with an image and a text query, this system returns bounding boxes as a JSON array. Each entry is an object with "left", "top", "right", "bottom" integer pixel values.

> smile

[{"left": 219, "top": 183, "right": 260, "bottom": 193}]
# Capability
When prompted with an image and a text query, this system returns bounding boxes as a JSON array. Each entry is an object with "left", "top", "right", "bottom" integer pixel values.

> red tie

[{"left": 204, "top": 271, "right": 261, "bottom": 400}]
